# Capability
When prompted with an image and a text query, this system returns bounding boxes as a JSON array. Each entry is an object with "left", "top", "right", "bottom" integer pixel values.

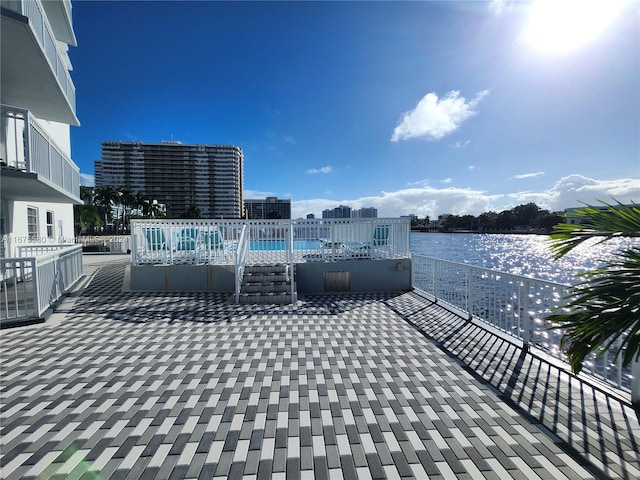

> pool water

[{"left": 250, "top": 240, "right": 320, "bottom": 251}]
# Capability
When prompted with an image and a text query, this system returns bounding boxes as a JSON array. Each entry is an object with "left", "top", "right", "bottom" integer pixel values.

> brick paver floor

[{"left": 1, "top": 256, "right": 638, "bottom": 479}]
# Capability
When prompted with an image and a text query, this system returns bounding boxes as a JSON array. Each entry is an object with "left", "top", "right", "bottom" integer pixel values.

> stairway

[{"left": 238, "top": 264, "right": 296, "bottom": 305}]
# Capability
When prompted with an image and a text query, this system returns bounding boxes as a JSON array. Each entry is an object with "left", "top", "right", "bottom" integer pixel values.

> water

[
  {"left": 250, "top": 239, "right": 320, "bottom": 251},
  {"left": 410, "top": 232, "right": 639, "bottom": 285}
]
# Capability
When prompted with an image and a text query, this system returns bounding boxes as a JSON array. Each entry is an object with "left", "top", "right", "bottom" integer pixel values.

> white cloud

[
  {"left": 306, "top": 166, "right": 332, "bottom": 175},
  {"left": 449, "top": 140, "right": 470, "bottom": 149},
  {"left": 511, "top": 172, "right": 545, "bottom": 180},
  {"left": 488, "top": 0, "right": 515, "bottom": 15},
  {"left": 440, "top": 178, "right": 453, "bottom": 184},
  {"left": 289, "top": 174, "right": 640, "bottom": 219},
  {"left": 391, "top": 90, "right": 489, "bottom": 142},
  {"left": 79, "top": 173, "right": 95, "bottom": 186}
]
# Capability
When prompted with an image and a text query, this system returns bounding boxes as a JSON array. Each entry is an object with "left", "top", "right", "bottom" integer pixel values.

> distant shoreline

[{"left": 410, "top": 229, "right": 551, "bottom": 235}]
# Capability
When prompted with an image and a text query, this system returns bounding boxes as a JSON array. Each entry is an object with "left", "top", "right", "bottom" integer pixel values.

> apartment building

[
  {"left": 322, "top": 205, "right": 378, "bottom": 219},
  {"left": 95, "top": 140, "right": 244, "bottom": 218},
  {"left": 352, "top": 207, "right": 378, "bottom": 218},
  {"left": 244, "top": 196, "right": 291, "bottom": 220},
  {"left": 1, "top": 0, "right": 81, "bottom": 257},
  {"left": 322, "top": 205, "right": 352, "bottom": 219}
]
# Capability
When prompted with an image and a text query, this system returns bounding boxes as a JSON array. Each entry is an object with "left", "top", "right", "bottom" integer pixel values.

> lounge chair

[
  {"left": 174, "top": 227, "right": 201, "bottom": 263},
  {"left": 141, "top": 227, "right": 169, "bottom": 263},
  {"left": 343, "top": 224, "right": 390, "bottom": 259},
  {"left": 203, "top": 228, "right": 225, "bottom": 263}
]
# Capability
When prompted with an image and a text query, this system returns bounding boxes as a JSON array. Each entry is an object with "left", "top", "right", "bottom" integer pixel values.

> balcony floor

[{"left": 0, "top": 256, "right": 638, "bottom": 479}]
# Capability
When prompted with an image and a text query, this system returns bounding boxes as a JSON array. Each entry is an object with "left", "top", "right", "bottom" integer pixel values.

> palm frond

[
  {"left": 548, "top": 246, "right": 640, "bottom": 373},
  {"left": 549, "top": 199, "right": 640, "bottom": 259}
]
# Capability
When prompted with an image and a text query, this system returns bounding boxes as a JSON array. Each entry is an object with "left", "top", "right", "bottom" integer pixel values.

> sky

[{"left": 69, "top": 0, "right": 640, "bottom": 219}]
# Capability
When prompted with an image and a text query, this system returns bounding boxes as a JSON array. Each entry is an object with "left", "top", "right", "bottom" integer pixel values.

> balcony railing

[
  {"left": 412, "top": 254, "right": 640, "bottom": 405},
  {"left": 0, "top": 244, "right": 83, "bottom": 323},
  {"left": 3, "top": 0, "right": 76, "bottom": 113},
  {"left": 1, "top": 105, "right": 80, "bottom": 199},
  {"left": 130, "top": 218, "right": 412, "bottom": 266}
]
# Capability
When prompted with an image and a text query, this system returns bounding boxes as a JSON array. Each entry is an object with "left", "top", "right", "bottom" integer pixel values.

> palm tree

[
  {"left": 118, "top": 188, "right": 135, "bottom": 232},
  {"left": 547, "top": 200, "right": 640, "bottom": 374},
  {"left": 93, "top": 185, "right": 119, "bottom": 231}
]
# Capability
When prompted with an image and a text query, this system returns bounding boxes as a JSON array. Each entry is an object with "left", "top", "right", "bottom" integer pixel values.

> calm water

[{"left": 411, "top": 232, "right": 639, "bottom": 285}]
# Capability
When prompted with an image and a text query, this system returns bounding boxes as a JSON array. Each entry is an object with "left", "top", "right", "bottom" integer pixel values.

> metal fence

[
  {"left": 412, "top": 254, "right": 639, "bottom": 403},
  {"left": 130, "top": 218, "right": 411, "bottom": 266},
  {"left": 1, "top": 244, "right": 83, "bottom": 323}
]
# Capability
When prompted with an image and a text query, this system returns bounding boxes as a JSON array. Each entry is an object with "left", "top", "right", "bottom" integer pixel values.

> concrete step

[
  {"left": 244, "top": 264, "right": 288, "bottom": 274},
  {"left": 239, "top": 263, "right": 296, "bottom": 304},
  {"left": 238, "top": 292, "right": 297, "bottom": 305},
  {"left": 241, "top": 282, "right": 290, "bottom": 294},
  {"left": 242, "top": 273, "right": 288, "bottom": 283}
]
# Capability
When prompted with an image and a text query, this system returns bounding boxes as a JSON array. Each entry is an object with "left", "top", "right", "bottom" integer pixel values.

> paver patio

[{"left": 1, "top": 255, "right": 638, "bottom": 479}]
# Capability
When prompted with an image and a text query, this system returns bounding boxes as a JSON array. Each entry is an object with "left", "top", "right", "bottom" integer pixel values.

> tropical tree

[
  {"left": 80, "top": 186, "right": 94, "bottom": 204},
  {"left": 118, "top": 188, "right": 135, "bottom": 232},
  {"left": 74, "top": 204, "right": 103, "bottom": 235},
  {"left": 547, "top": 200, "right": 640, "bottom": 374},
  {"left": 181, "top": 204, "right": 201, "bottom": 219},
  {"left": 93, "top": 185, "right": 119, "bottom": 231}
]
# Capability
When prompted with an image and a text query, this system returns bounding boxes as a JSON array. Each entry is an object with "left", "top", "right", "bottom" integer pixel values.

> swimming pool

[{"left": 249, "top": 239, "right": 321, "bottom": 251}]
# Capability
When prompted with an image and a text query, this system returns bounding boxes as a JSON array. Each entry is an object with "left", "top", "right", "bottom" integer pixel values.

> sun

[{"left": 523, "top": 0, "right": 626, "bottom": 53}]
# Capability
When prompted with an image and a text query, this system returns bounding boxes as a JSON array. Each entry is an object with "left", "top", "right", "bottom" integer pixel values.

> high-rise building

[
  {"left": 1, "top": 0, "right": 81, "bottom": 257},
  {"left": 245, "top": 197, "right": 291, "bottom": 219},
  {"left": 322, "top": 205, "right": 352, "bottom": 219},
  {"left": 352, "top": 207, "right": 378, "bottom": 218},
  {"left": 95, "top": 140, "right": 244, "bottom": 218}
]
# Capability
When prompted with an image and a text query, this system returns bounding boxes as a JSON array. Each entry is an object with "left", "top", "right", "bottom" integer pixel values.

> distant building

[
  {"left": 245, "top": 196, "right": 291, "bottom": 219},
  {"left": 95, "top": 141, "right": 244, "bottom": 218},
  {"left": 563, "top": 203, "right": 636, "bottom": 225},
  {"left": 322, "top": 205, "right": 352, "bottom": 219},
  {"left": 352, "top": 207, "right": 378, "bottom": 218},
  {"left": 306, "top": 213, "right": 315, "bottom": 219}
]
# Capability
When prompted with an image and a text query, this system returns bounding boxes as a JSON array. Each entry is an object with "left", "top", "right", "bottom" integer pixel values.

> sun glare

[{"left": 524, "top": 0, "right": 625, "bottom": 53}]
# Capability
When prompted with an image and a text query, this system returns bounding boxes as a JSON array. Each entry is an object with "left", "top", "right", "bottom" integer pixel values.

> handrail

[
  {"left": 412, "top": 254, "right": 637, "bottom": 403},
  {"left": 1, "top": 244, "right": 82, "bottom": 322},
  {"left": 235, "top": 224, "right": 249, "bottom": 304},
  {"left": 287, "top": 221, "right": 295, "bottom": 304}
]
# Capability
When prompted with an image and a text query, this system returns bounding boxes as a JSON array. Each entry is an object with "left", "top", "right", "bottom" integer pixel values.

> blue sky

[{"left": 70, "top": 1, "right": 640, "bottom": 219}]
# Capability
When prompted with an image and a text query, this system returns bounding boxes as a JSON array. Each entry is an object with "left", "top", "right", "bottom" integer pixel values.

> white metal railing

[
  {"left": 235, "top": 224, "right": 249, "bottom": 304},
  {"left": 130, "top": 218, "right": 411, "bottom": 266},
  {"left": 1, "top": 105, "right": 80, "bottom": 199},
  {"left": 412, "top": 254, "right": 638, "bottom": 404},
  {"left": 288, "top": 225, "right": 295, "bottom": 302},
  {"left": 1, "top": 244, "right": 82, "bottom": 322},
  {"left": 4, "top": 0, "right": 77, "bottom": 112}
]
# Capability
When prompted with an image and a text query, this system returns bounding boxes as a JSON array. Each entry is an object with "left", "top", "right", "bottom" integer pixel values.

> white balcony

[
  {"left": 41, "top": 0, "right": 76, "bottom": 46},
  {"left": 1, "top": 105, "right": 81, "bottom": 203},
  {"left": 1, "top": 0, "right": 78, "bottom": 125}
]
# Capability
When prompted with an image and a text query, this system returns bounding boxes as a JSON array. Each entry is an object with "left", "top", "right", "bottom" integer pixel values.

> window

[
  {"left": 46, "top": 211, "right": 54, "bottom": 239},
  {"left": 27, "top": 207, "right": 38, "bottom": 240}
]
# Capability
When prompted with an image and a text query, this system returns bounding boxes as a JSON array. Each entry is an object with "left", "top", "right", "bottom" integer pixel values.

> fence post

[
  {"left": 632, "top": 358, "right": 640, "bottom": 407},
  {"left": 522, "top": 280, "right": 531, "bottom": 351},
  {"left": 466, "top": 268, "right": 472, "bottom": 320}
]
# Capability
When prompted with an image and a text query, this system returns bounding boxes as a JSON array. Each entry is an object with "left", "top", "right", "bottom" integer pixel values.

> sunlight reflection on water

[{"left": 410, "top": 232, "right": 640, "bottom": 285}]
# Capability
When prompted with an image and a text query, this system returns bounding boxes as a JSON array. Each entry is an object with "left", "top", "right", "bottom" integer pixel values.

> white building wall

[{"left": 5, "top": 201, "right": 75, "bottom": 257}]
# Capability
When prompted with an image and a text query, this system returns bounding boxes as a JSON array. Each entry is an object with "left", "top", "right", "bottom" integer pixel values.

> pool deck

[{"left": 0, "top": 255, "right": 638, "bottom": 480}]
